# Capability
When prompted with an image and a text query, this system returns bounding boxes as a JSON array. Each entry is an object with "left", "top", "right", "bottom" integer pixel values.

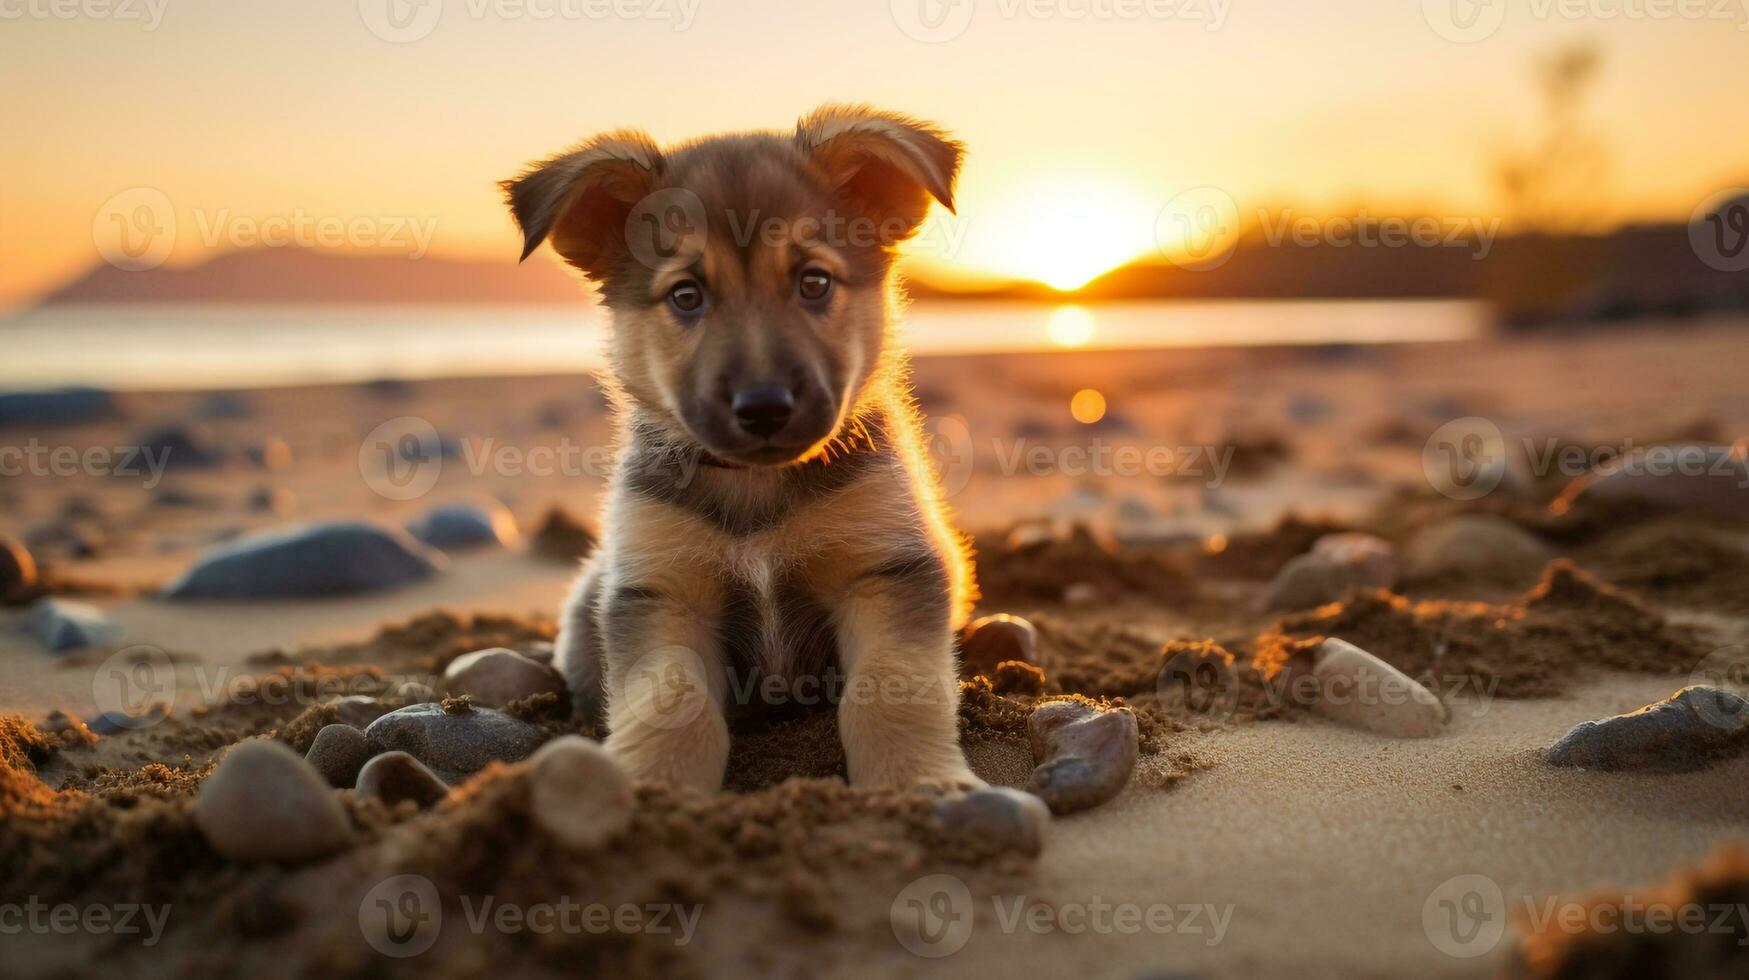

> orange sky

[{"left": 3, "top": 0, "right": 1747, "bottom": 311}]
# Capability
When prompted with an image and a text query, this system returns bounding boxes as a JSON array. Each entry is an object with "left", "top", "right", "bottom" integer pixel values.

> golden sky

[{"left": 3, "top": 0, "right": 1747, "bottom": 310}]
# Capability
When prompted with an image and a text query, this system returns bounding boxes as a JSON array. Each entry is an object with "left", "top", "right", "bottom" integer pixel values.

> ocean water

[{"left": 2, "top": 299, "right": 1488, "bottom": 391}]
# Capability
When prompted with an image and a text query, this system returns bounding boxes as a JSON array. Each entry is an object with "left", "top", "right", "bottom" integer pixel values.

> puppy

[{"left": 502, "top": 105, "right": 982, "bottom": 792}]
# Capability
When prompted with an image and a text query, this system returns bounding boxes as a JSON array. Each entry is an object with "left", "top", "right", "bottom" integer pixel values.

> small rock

[
  {"left": 531, "top": 507, "right": 597, "bottom": 561},
  {"left": 1310, "top": 638, "right": 1447, "bottom": 738},
  {"left": 527, "top": 736, "right": 634, "bottom": 851},
  {"left": 0, "top": 387, "right": 117, "bottom": 427},
  {"left": 88, "top": 702, "right": 169, "bottom": 734},
  {"left": 407, "top": 501, "right": 521, "bottom": 551},
  {"left": 442, "top": 648, "right": 566, "bottom": 707},
  {"left": 1402, "top": 514, "right": 1551, "bottom": 585},
  {"left": 134, "top": 422, "right": 226, "bottom": 470},
  {"left": 247, "top": 485, "right": 296, "bottom": 515},
  {"left": 364, "top": 701, "right": 543, "bottom": 782},
  {"left": 959, "top": 614, "right": 1041, "bottom": 678},
  {"left": 1, "top": 537, "right": 37, "bottom": 598},
  {"left": 20, "top": 598, "right": 116, "bottom": 652},
  {"left": 356, "top": 751, "right": 450, "bottom": 809},
  {"left": 993, "top": 661, "right": 1047, "bottom": 696},
  {"left": 246, "top": 438, "right": 293, "bottom": 472},
  {"left": 328, "top": 696, "right": 390, "bottom": 728},
  {"left": 1547, "top": 686, "right": 1749, "bottom": 772},
  {"left": 1558, "top": 443, "right": 1749, "bottom": 520},
  {"left": 519, "top": 641, "right": 556, "bottom": 665},
  {"left": 305, "top": 724, "right": 373, "bottom": 788},
  {"left": 1260, "top": 532, "right": 1397, "bottom": 611},
  {"left": 1062, "top": 582, "right": 1100, "bottom": 606},
  {"left": 1004, "top": 520, "right": 1059, "bottom": 551},
  {"left": 933, "top": 787, "right": 1051, "bottom": 857},
  {"left": 1026, "top": 700, "right": 1139, "bottom": 815},
  {"left": 161, "top": 521, "right": 445, "bottom": 599},
  {"left": 192, "top": 740, "right": 352, "bottom": 863}
]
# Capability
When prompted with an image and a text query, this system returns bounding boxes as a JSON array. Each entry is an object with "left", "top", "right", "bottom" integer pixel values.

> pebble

[
  {"left": 0, "top": 387, "right": 117, "bottom": 427},
  {"left": 328, "top": 695, "right": 390, "bottom": 729},
  {"left": 526, "top": 736, "right": 635, "bottom": 851},
  {"left": 1310, "top": 638, "right": 1447, "bottom": 738},
  {"left": 247, "top": 485, "right": 296, "bottom": 515},
  {"left": 247, "top": 437, "right": 293, "bottom": 472},
  {"left": 1402, "top": 514, "right": 1551, "bottom": 585},
  {"left": 531, "top": 507, "right": 597, "bottom": 561},
  {"left": 304, "top": 724, "right": 373, "bottom": 788},
  {"left": 355, "top": 751, "right": 450, "bottom": 809},
  {"left": 519, "top": 640, "right": 556, "bottom": 665},
  {"left": 959, "top": 614, "right": 1041, "bottom": 679},
  {"left": 1, "top": 537, "right": 36, "bottom": 597},
  {"left": 88, "top": 702, "right": 169, "bottom": 734},
  {"left": 1558, "top": 443, "right": 1749, "bottom": 520},
  {"left": 192, "top": 740, "right": 352, "bottom": 863},
  {"left": 1260, "top": 532, "right": 1397, "bottom": 611},
  {"left": 21, "top": 598, "right": 116, "bottom": 652},
  {"left": 1062, "top": 582, "right": 1101, "bottom": 606},
  {"left": 161, "top": 521, "right": 445, "bottom": 599},
  {"left": 933, "top": 787, "right": 1051, "bottom": 857},
  {"left": 364, "top": 700, "right": 543, "bottom": 783},
  {"left": 1025, "top": 700, "right": 1139, "bottom": 815},
  {"left": 406, "top": 501, "right": 521, "bottom": 551},
  {"left": 1547, "top": 686, "right": 1749, "bottom": 772},
  {"left": 134, "top": 422, "right": 226, "bottom": 470},
  {"left": 442, "top": 648, "right": 566, "bottom": 707}
]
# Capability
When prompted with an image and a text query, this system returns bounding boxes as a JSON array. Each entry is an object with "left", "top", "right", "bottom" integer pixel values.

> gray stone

[
  {"left": 1559, "top": 443, "right": 1749, "bottom": 520},
  {"left": 1260, "top": 533, "right": 1397, "bottom": 611},
  {"left": 21, "top": 599, "right": 116, "bottom": 652},
  {"left": 355, "top": 751, "right": 450, "bottom": 809},
  {"left": 192, "top": 740, "right": 352, "bottom": 863},
  {"left": 527, "top": 736, "right": 634, "bottom": 851},
  {"left": 0, "top": 387, "right": 117, "bottom": 427},
  {"left": 134, "top": 422, "right": 226, "bottom": 470},
  {"left": 88, "top": 702, "right": 169, "bottom": 734},
  {"left": 305, "top": 724, "right": 372, "bottom": 788},
  {"left": 933, "top": 786, "right": 1051, "bottom": 856},
  {"left": 328, "top": 696, "right": 390, "bottom": 729},
  {"left": 364, "top": 701, "right": 542, "bottom": 782},
  {"left": 1402, "top": 514, "right": 1551, "bottom": 585},
  {"left": 406, "top": 501, "right": 521, "bottom": 551},
  {"left": 1026, "top": 700, "right": 1138, "bottom": 815},
  {"left": 1547, "top": 686, "right": 1749, "bottom": 772},
  {"left": 1310, "top": 638, "right": 1447, "bottom": 738},
  {"left": 161, "top": 521, "right": 444, "bottom": 599},
  {"left": 442, "top": 648, "right": 565, "bottom": 707},
  {"left": 959, "top": 614, "right": 1041, "bottom": 679}
]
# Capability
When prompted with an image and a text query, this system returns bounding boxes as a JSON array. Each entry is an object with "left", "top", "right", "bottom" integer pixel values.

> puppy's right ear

[{"left": 500, "top": 131, "right": 664, "bottom": 276}]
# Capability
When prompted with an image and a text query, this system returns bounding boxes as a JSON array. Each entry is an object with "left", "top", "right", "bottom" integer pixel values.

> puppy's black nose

[{"left": 731, "top": 384, "right": 794, "bottom": 438}]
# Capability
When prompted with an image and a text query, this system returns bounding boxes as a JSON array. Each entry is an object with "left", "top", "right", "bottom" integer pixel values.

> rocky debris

[
  {"left": 526, "top": 736, "right": 634, "bottom": 851},
  {"left": 161, "top": 521, "right": 445, "bottom": 599},
  {"left": 0, "top": 387, "right": 117, "bottom": 427},
  {"left": 363, "top": 700, "right": 543, "bottom": 783},
  {"left": 1547, "top": 686, "right": 1749, "bottom": 772},
  {"left": 327, "top": 696, "right": 390, "bottom": 729},
  {"left": 304, "top": 724, "right": 373, "bottom": 788},
  {"left": 1, "top": 537, "right": 36, "bottom": 599},
  {"left": 1025, "top": 700, "right": 1138, "bottom": 815},
  {"left": 191, "top": 740, "right": 352, "bottom": 863},
  {"left": 19, "top": 598, "right": 116, "bottom": 652},
  {"left": 1260, "top": 532, "right": 1397, "bottom": 611},
  {"left": 530, "top": 507, "right": 597, "bottom": 561},
  {"left": 1402, "top": 514, "right": 1552, "bottom": 585},
  {"left": 1557, "top": 443, "right": 1749, "bottom": 520},
  {"left": 1309, "top": 638, "right": 1447, "bottom": 738},
  {"left": 933, "top": 786, "right": 1051, "bottom": 857},
  {"left": 959, "top": 614, "right": 1041, "bottom": 679},
  {"left": 355, "top": 751, "right": 450, "bottom": 809},
  {"left": 441, "top": 648, "right": 566, "bottom": 707},
  {"left": 406, "top": 500, "right": 521, "bottom": 551},
  {"left": 88, "top": 702, "right": 169, "bottom": 735}
]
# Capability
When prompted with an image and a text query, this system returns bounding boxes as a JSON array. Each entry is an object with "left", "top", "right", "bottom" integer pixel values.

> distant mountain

[{"left": 40, "top": 247, "right": 590, "bottom": 306}]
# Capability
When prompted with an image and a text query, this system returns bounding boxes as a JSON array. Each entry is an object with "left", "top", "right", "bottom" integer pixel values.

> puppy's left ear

[{"left": 796, "top": 104, "right": 962, "bottom": 242}]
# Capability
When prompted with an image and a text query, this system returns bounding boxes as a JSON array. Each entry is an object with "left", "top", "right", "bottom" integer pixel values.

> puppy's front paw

[{"left": 854, "top": 758, "right": 986, "bottom": 795}]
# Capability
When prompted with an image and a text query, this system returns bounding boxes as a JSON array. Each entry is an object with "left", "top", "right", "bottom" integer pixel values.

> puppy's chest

[{"left": 713, "top": 546, "right": 843, "bottom": 712}]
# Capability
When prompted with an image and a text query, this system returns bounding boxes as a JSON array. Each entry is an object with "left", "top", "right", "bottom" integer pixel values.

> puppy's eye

[
  {"left": 798, "top": 269, "right": 833, "bottom": 303},
  {"left": 666, "top": 280, "right": 706, "bottom": 316}
]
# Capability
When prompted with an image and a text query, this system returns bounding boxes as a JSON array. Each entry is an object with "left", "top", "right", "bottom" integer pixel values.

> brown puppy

[{"left": 503, "top": 105, "right": 980, "bottom": 792}]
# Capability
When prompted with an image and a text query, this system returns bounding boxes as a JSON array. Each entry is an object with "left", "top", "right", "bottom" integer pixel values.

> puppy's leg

[
  {"left": 553, "top": 557, "right": 606, "bottom": 726},
  {"left": 599, "top": 589, "right": 730, "bottom": 792},
  {"left": 835, "top": 561, "right": 981, "bottom": 791}
]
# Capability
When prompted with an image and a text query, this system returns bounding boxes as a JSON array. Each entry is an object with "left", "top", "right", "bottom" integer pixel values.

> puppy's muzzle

[{"left": 731, "top": 383, "right": 794, "bottom": 438}]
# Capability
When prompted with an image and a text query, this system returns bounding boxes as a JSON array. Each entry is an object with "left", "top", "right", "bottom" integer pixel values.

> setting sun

[{"left": 999, "top": 181, "right": 1159, "bottom": 291}]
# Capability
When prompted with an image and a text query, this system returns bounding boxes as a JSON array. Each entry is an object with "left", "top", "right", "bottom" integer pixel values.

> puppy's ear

[
  {"left": 796, "top": 104, "right": 962, "bottom": 242},
  {"left": 500, "top": 131, "right": 664, "bottom": 275}
]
